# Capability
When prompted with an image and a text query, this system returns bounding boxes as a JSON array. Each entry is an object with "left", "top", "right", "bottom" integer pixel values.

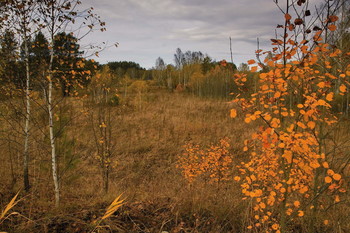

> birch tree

[
  {"left": 5, "top": 0, "right": 38, "bottom": 192},
  {"left": 37, "top": 0, "right": 105, "bottom": 207}
]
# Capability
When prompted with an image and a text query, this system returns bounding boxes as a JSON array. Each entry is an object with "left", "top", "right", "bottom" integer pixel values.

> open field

[{"left": 0, "top": 89, "right": 256, "bottom": 232}]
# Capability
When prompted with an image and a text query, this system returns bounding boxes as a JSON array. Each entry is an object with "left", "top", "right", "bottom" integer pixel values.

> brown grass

[{"left": 0, "top": 88, "right": 349, "bottom": 232}]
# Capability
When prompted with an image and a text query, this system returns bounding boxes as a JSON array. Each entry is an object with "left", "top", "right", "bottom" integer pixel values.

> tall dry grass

[{"left": 0, "top": 88, "right": 348, "bottom": 232}]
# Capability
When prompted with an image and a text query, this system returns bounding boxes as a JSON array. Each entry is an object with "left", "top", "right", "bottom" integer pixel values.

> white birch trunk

[{"left": 48, "top": 38, "right": 60, "bottom": 207}]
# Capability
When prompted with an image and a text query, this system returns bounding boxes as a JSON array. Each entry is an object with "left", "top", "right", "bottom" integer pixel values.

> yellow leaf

[
  {"left": 0, "top": 192, "right": 19, "bottom": 220},
  {"left": 101, "top": 194, "right": 125, "bottom": 220},
  {"left": 99, "top": 122, "right": 107, "bottom": 128},
  {"left": 335, "top": 195, "right": 340, "bottom": 203}
]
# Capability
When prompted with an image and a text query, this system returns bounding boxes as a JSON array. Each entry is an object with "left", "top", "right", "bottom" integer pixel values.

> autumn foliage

[
  {"left": 177, "top": 138, "right": 233, "bottom": 184},
  {"left": 175, "top": 1, "right": 350, "bottom": 232},
  {"left": 228, "top": 2, "right": 349, "bottom": 232}
]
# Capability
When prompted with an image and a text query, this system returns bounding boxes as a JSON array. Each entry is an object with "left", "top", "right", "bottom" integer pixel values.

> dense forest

[{"left": 0, "top": 0, "right": 350, "bottom": 232}]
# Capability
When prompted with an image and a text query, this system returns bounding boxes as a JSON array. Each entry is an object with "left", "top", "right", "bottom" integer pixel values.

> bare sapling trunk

[{"left": 23, "top": 34, "right": 31, "bottom": 192}]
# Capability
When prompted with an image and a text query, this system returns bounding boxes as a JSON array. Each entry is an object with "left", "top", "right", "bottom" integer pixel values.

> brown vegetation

[{"left": 0, "top": 89, "right": 254, "bottom": 232}]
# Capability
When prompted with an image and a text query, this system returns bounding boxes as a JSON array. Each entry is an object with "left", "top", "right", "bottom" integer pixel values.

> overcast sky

[{"left": 79, "top": 0, "right": 322, "bottom": 69}]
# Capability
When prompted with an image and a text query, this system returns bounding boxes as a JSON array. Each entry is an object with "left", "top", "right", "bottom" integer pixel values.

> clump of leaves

[{"left": 177, "top": 138, "right": 233, "bottom": 185}]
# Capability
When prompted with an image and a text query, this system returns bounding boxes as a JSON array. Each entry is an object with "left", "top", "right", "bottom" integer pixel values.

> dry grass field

[
  {"left": 0, "top": 88, "right": 256, "bottom": 232},
  {"left": 1, "top": 87, "right": 349, "bottom": 232}
]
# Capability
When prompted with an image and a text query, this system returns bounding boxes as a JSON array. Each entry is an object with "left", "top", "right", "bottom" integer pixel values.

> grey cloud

[{"left": 79, "top": 0, "right": 309, "bottom": 68}]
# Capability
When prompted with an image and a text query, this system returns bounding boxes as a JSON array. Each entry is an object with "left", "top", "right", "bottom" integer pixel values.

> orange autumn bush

[{"left": 230, "top": 1, "right": 349, "bottom": 232}]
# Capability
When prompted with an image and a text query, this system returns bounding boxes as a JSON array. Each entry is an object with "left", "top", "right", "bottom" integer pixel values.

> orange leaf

[
  {"left": 285, "top": 13, "right": 292, "bottom": 21},
  {"left": 325, "top": 176, "right": 332, "bottom": 183},
  {"left": 326, "top": 93, "right": 334, "bottom": 101},
  {"left": 332, "top": 173, "right": 341, "bottom": 181},
  {"left": 307, "top": 121, "right": 315, "bottom": 129},
  {"left": 317, "top": 99, "right": 328, "bottom": 106},
  {"left": 247, "top": 59, "right": 256, "bottom": 65},
  {"left": 261, "top": 84, "right": 269, "bottom": 91},
  {"left": 340, "top": 84, "right": 347, "bottom": 93},
  {"left": 329, "top": 15, "right": 339, "bottom": 22},
  {"left": 272, "top": 223, "right": 279, "bottom": 230},
  {"left": 328, "top": 24, "right": 337, "bottom": 31},
  {"left": 287, "top": 124, "right": 294, "bottom": 133},
  {"left": 274, "top": 91, "right": 281, "bottom": 98},
  {"left": 327, "top": 169, "right": 335, "bottom": 176},
  {"left": 230, "top": 109, "right": 237, "bottom": 118},
  {"left": 294, "top": 18, "right": 303, "bottom": 25},
  {"left": 297, "top": 122, "right": 307, "bottom": 129},
  {"left": 294, "top": 201, "right": 300, "bottom": 208},
  {"left": 317, "top": 82, "right": 325, "bottom": 88},
  {"left": 289, "top": 24, "right": 295, "bottom": 31}
]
